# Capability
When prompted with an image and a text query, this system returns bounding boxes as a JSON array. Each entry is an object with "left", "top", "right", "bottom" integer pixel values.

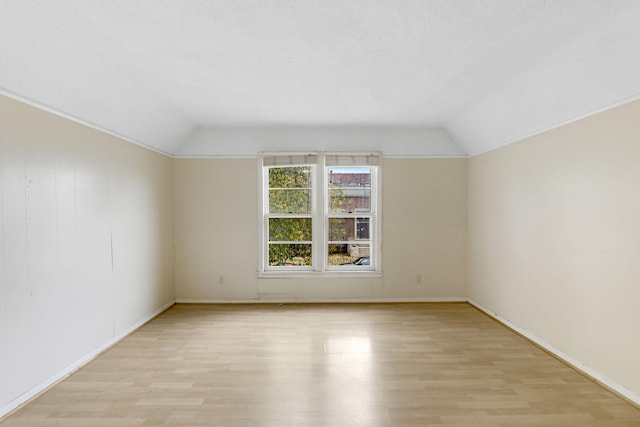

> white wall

[
  {"left": 468, "top": 99, "right": 640, "bottom": 399},
  {"left": 0, "top": 95, "right": 175, "bottom": 414},
  {"left": 174, "top": 157, "right": 467, "bottom": 301}
]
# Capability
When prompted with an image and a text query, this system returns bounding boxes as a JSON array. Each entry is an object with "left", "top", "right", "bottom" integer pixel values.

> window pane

[
  {"left": 269, "top": 166, "right": 313, "bottom": 214},
  {"left": 328, "top": 217, "right": 370, "bottom": 241},
  {"left": 356, "top": 217, "right": 370, "bottom": 239},
  {"left": 269, "top": 218, "right": 312, "bottom": 242},
  {"left": 328, "top": 167, "right": 371, "bottom": 214},
  {"left": 269, "top": 244, "right": 312, "bottom": 266},
  {"left": 328, "top": 218, "right": 355, "bottom": 241},
  {"left": 269, "top": 189, "right": 312, "bottom": 214},
  {"left": 327, "top": 243, "right": 371, "bottom": 266},
  {"left": 269, "top": 166, "right": 312, "bottom": 188}
]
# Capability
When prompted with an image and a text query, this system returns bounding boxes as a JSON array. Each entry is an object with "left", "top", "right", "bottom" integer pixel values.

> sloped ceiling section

[
  {"left": 1, "top": 1, "right": 640, "bottom": 157},
  {"left": 178, "top": 127, "right": 464, "bottom": 157},
  {"left": 447, "top": 3, "right": 640, "bottom": 155}
]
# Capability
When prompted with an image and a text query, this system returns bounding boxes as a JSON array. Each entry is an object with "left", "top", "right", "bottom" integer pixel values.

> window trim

[{"left": 258, "top": 152, "right": 382, "bottom": 277}]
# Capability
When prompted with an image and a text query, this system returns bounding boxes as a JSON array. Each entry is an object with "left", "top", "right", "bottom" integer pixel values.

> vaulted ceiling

[{"left": 2, "top": 1, "right": 640, "bottom": 157}]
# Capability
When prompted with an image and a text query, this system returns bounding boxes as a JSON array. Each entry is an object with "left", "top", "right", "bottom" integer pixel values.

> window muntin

[{"left": 260, "top": 153, "right": 380, "bottom": 274}]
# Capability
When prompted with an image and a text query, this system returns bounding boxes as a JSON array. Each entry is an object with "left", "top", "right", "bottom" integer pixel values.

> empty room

[{"left": 1, "top": 1, "right": 639, "bottom": 426}]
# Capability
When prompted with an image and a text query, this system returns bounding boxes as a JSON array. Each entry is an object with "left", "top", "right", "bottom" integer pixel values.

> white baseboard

[
  {"left": 468, "top": 299, "right": 640, "bottom": 407},
  {"left": 175, "top": 297, "right": 468, "bottom": 304},
  {"left": 0, "top": 300, "right": 176, "bottom": 420}
]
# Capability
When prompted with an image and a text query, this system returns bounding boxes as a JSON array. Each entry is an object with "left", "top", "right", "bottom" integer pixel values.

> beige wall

[
  {"left": 173, "top": 159, "right": 258, "bottom": 300},
  {"left": 382, "top": 159, "right": 467, "bottom": 299},
  {"left": 468, "top": 99, "right": 640, "bottom": 398},
  {"left": 0, "top": 95, "right": 175, "bottom": 412},
  {"left": 174, "top": 158, "right": 467, "bottom": 301}
]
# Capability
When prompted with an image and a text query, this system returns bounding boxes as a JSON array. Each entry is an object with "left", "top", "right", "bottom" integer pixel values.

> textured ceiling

[{"left": 1, "top": 0, "right": 640, "bottom": 156}]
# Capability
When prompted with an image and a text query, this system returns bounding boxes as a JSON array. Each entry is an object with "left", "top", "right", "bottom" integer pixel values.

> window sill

[{"left": 258, "top": 271, "right": 383, "bottom": 279}]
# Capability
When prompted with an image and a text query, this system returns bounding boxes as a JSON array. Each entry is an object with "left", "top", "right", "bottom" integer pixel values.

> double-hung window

[{"left": 259, "top": 152, "right": 381, "bottom": 275}]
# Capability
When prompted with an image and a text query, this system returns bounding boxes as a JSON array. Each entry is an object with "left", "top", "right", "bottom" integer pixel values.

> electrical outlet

[
  {"left": 416, "top": 274, "right": 423, "bottom": 284},
  {"left": 218, "top": 275, "right": 225, "bottom": 285}
]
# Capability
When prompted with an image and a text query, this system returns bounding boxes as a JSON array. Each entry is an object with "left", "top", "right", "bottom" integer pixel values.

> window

[
  {"left": 259, "top": 152, "right": 381, "bottom": 275},
  {"left": 267, "top": 164, "right": 314, "bottom": 267}
]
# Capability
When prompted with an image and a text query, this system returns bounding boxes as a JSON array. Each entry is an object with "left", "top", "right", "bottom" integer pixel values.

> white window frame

[{"left": 258, "top": 152, "right": 382, "bottom": 278}]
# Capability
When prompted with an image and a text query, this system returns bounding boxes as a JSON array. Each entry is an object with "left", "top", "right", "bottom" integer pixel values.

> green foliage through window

[
  {"left": 268, "top": 167, "right": 312, "bottom": 214},
  {"left": 269, "top": 166, "right": 311, "bottom": 188},
  {"left": 269, "top": 218, "right": 312, "bottom": 241},
  {"left": 267, "top": 166, "right": 313, "bottom": 266},
  {"left": 269, "top": 244, "right": 312, "bottom": 266}
]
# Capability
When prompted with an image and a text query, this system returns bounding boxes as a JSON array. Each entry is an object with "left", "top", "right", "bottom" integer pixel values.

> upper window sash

[{"left": 266, "top": 165, "right": 314, "bottom": 215}]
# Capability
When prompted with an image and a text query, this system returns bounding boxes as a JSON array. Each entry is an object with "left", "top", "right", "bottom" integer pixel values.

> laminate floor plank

[{"left": 1, "top": 303, "right": 639, "bottom": 426}]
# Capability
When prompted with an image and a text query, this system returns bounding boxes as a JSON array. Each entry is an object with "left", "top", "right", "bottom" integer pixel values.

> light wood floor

[{"left": 2, "top": 303, "right": 639, "bottom": 426}]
